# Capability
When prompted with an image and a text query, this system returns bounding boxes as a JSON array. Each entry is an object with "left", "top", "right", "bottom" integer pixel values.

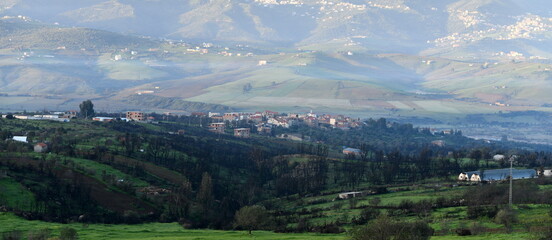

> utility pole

[{"left": 509, "top": 155, "right": 516, "bottom": 208}]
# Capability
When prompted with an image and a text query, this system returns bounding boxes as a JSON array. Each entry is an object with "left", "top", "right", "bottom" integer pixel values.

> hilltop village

[
  {"left": 2, "top": 109, "right": 364, "bottom": 139},
  {"left": 2, "top": 108, "right": 465, "bottom": 155}
]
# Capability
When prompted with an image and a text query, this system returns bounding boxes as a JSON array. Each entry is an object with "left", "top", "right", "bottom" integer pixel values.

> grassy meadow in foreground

[
  {"left": 0, "top": 213, "right": 343, "bottom": 240},
  {"left": 0, "top": 212, "right": 541, "bottom": 240}
]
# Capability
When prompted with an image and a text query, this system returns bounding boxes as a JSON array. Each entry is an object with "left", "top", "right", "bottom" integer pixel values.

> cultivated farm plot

[
  {"left": 97, "top": 54, "right": 169, "bottom": 81},
  {"left": 245, "top": 97, "right": 352, "bottom": 109},
  {"left": 412, "top": 101, "right": 462, "bottom": 114}
]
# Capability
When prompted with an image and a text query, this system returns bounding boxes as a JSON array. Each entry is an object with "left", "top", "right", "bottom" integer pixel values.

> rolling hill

[{"left": 0, "top": 0, "right": 552, "bottom": 124}]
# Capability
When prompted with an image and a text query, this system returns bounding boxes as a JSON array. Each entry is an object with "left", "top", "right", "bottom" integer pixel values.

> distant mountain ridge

[{"left": 2, "top": 0, "right": 552, "bottom": 55}]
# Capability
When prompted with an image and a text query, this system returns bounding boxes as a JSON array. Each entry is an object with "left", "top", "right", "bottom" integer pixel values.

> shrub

[
  {"left": 27, "top": 229, "right": 51, "bottom": 240},
  {"left": 495, "top": 208, "right": 518, "bottom": 232},
  {"left": 455, "top": 228, "right": 471, "bottom": 236},
  {"left": 350, "top": 215, "right": 433, "bottom": 240},
  {"left": 467, "top": 205, "right": 499, "bottom": 219},
  {"left": 59, "top": 227, "right": 78, "bottom": 240},
  {"left": 312, "top": 222, "right": 345, "bottom": 234},
  {"left": 352, "top": 208, "right": 380, "bottom": 225},
  {"left": 123, "top": 210, "right": 141, "bottom": 224},
  {"left": 469, "top": 222, "right": 487, "bottom": 235},
  {"left": 368, "top": 197, "right": 381, "bottom": 206},
  {"left": 1, "top": 231, "right": 23, "bottom": 240},
  {"left": 538, "top": 226, "right": 552, "bottom": 240}
]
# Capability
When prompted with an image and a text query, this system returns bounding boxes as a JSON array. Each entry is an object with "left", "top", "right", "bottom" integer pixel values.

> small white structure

[
  {"left": 12, "top": 136, "right": 28, "bottom": 143},
  {"left": 493, "top": 154, "right": 505, "bottom": 161},
  {"left": 338, "top": 191, "right": 363, "bottom": 199},
  {"left": 458, "top": 172, "right": 469, "bottom": 181},
  {"left": 538, "top": 169, "right": 552, "bottom": 177},
  {"left": 470, "top": 173, "right": 481, "bottom": 182},
  {"left": 92, "top": 117, "right": 114, "bottom": 122}
]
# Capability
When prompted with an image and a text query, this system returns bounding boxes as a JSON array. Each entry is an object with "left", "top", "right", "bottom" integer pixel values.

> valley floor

[{"left": 0, "top": 213, "right": 539, "bottom": 240}]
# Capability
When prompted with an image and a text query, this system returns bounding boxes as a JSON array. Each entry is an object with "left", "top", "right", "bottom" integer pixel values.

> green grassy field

[
  {"left": 262, "top": 178, "right": 552, "bottom": 239},
  {"left": 0, "top": 177, "right": 35, "bottom": 211},
  {"left": 0, "top": 207, "right": 547, "bottom": 240},
  {"left": 97, "top": 54, "right": 169, "bottom": 81},
  {"left": 0, "top": 213, "right": 343, "bottom": 240}
]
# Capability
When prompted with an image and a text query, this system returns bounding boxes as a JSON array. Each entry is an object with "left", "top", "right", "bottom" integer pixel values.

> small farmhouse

[
  {"left": 93, "top": 117, "right": 114, "bottom": 122},
  {"left": 338, "top": 191, "right": 363, "bottom": 199},
  {"left": 343, "top": 147, "right": 361, "bottom": 155},
  {"left": 458, "top": 172, "right": 468, "bottom": 181},
  {"left": 126, "top": 111, "right": 145, "bottom": 121},
  {"left": 470, "top": 173, "right": 481, "bottom": 182},
  {"left": 431, "top": 140, "right": 445, "bottom": 147},
  {"left": 34, "top": 143, "right": 48, "bottom": 153}
]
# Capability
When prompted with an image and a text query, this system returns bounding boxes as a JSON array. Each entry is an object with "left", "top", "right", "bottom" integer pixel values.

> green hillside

[{"left": 0, "top": 112, "right": 552, "bottom": 238}]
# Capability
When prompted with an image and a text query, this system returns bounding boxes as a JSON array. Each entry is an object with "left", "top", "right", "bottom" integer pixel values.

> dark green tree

[
  {"left": 79, "top": 100, "right": 95, "bottom": 119},
  {"left": 197, "top": 172, "right": 214, "bottom": 208}
]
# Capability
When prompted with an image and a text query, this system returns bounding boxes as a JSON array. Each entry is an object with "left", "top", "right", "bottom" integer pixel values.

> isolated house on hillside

[
  {"left": 338, "top": 191, "right": 363, "bottom": 199},
  {"left": 431, "top": 140, "right": 446, "bottom": 147},
  {"left": 61, "top": 111, "right": 78, "bottom": 119},
  {"left": 343, "top": 147, "right": 361, "bottom": 156},
  {"left": 93, "top": 117, "right": 114, "bottom": 122},
  {"left": 493, "top": 154, "right": 506, "bottom": 161},
  {"left": 34, "top": 143, "right": 48, "bottom": 153},
  {"left": 458, "top": 172, "right": 469, "bottom": 181},
  {"left": 126, "top": 111, "right": 145, "bottom": 121}
]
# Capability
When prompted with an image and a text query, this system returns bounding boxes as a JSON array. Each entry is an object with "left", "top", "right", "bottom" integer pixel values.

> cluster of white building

[
  {"left": 458, "top": 168, "right": 538, "bottom": 182},
  {"left": 1, "top": 111, "right": 76, "bottom": 122},
  {"left": 200, "top": 110, "right": 363, "bottom": 139}
]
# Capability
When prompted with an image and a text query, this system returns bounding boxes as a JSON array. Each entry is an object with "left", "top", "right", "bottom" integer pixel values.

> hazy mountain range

[{"left": 1, "top": 0, "right": 552, "bottom": 122}]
